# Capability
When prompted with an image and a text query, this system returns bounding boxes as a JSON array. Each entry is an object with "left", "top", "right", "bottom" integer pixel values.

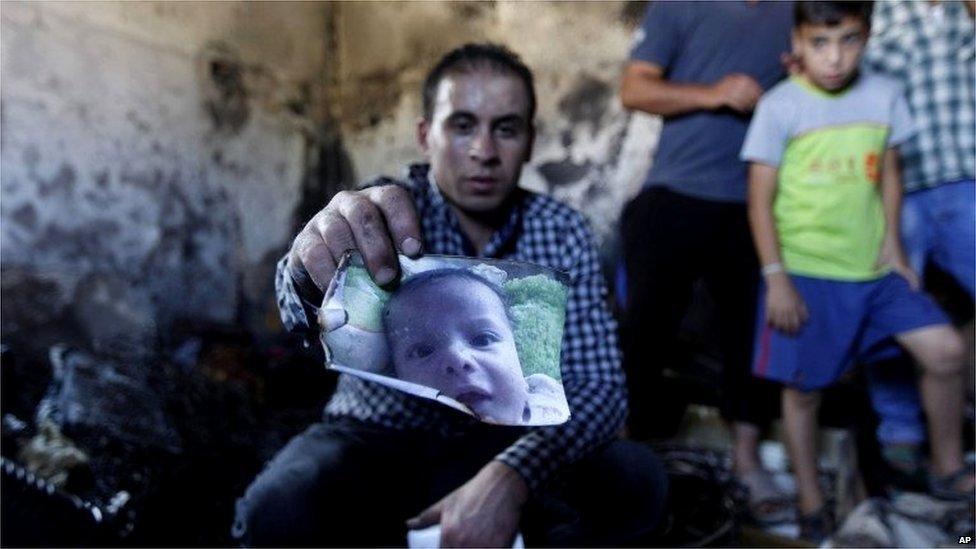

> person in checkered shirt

[
  {"left": 858, "top": 0, "right": 975, "bottom": 485},
  {"left": 232, "top": 43, "right": 668, "bottom": 547}
]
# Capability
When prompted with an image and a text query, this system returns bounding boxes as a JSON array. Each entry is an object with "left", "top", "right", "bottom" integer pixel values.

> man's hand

[
  {"left": 765, "top": 273, "right": 808, "bottom": 335},
  {"left": 710, "top": 73, "right": 763, "bottom": 113},
  {"left": 288, "top": 185, "right": 423, "bottom": 291},
  {"left": 406, "top": 461, "right": 529, "bottom": 548},
  {"left": 877, "top": 238, "right": 919, "bottom": 289}
]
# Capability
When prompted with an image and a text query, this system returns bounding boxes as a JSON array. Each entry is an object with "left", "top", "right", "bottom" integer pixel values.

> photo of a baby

[{"left": 319, "top": 253, "right": 570, "bottom": 426}]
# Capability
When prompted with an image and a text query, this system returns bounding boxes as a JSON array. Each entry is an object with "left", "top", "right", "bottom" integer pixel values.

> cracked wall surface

[{"left": 1, "top": 1, "right": 332, "bottom": 356}]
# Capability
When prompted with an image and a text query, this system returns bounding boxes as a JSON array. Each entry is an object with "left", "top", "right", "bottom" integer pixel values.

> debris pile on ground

[{"left": 0, "top": 328, "right": 333, "bottom": 546}]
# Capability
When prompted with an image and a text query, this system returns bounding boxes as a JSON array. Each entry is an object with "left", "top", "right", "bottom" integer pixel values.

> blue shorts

[{"left": 752, "top": 273, "right": 950, "bottom": 391}]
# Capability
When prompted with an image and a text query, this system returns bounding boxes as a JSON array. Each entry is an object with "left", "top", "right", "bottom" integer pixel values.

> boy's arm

[
  {"left": 747, "top": 163, "right": 808, "bottom": 334},
  {"left": 877, "top": 147, "right": 919, "bottom": 288}
]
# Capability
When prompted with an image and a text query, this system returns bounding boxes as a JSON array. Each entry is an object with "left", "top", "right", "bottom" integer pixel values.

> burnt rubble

[{"left": 0, "top": 327, "right": 334, "bottom": 546}]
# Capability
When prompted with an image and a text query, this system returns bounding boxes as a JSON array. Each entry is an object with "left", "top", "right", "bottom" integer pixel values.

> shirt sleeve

[
  {"left": 629, "top": 0, "right": 683, "bottom": 69},
  {"left": 494, "top": 217, "right": 627, "bottom": 493},
  {"left": 274, "top": 255, "right": 318, "bottom": 336},
  {"left": 740, "top": 94, "right": 790, "bottom": 167},
  {"left": 887, "top": 85, "right": 916, "bottom": 147}
]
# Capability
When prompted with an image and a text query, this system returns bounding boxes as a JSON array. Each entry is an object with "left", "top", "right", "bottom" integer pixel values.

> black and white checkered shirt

[
  {"left": 864, "top": 0, "right": 975, "bottom": 192},
  {"left": 275, "top": 163, "right": 626, "bottom": 492}
]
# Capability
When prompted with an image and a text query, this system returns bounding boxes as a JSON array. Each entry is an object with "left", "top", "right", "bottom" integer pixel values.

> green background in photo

[
  {"left": 343, "top": 267, "right": 391, "bottom": 331},
  {"left": 340, "top": 266, "right": 568, "bottom": 381},
  {"left": 504, "top": 274, "right": 567, "bottom": 381}
]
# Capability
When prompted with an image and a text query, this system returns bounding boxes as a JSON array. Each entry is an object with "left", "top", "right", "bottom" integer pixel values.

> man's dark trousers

[
  {"left": 233, "top": 417, "right": 668, "bottom": 546},
  {"left": 621, "top": 186, "right": 780, "bottom": 438}
]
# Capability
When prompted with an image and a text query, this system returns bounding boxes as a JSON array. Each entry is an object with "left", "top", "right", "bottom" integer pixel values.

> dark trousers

[
  {"left": 233, "top": 417, "right": 668, "bottom": 547},
  {"left": 620, "top": 187, "right": 779, "bottom": 438}
]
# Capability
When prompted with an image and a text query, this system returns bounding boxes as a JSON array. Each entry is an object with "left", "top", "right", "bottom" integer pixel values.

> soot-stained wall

[
  {"left": 1, "top": 1, "right": 661, "bottom": 359},
  {"left": 1, "top": 2, "right": 332, "bottom": 357}
]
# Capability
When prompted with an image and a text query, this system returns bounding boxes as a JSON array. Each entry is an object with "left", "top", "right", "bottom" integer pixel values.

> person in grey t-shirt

[{"left": 618, "top": 0, "right": 793, "bottom": 525}]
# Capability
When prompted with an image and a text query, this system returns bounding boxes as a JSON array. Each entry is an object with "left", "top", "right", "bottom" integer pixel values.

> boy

[
  {"left": 383, "top": 268, "right": 569, "bottom": 426},
  {"left": 741, "top": 1, "right": 972, "bottom": 541}
]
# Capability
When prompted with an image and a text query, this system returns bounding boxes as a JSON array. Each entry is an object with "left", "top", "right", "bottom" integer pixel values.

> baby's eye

[
  {"left": 470, "top": 331, "right": 501, "bottom": 347},
  {"left": 407, "top": 343, "right": 435, "bottom": 359}
]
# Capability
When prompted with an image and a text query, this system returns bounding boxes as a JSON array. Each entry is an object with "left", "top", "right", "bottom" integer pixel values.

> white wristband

[{"left": 761, "top": 262, "right": 784, "bottom": 277}]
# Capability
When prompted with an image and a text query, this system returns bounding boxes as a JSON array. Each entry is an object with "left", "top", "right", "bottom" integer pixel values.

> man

[
  {"left": 233, "top": 43, "right": 667, "bottom": 546},
  {"left": 859, "top": 0, "right": 976, "bottom": 488},
  {"left": 618, "top": 1, "right": 793, "bottom": 524}
]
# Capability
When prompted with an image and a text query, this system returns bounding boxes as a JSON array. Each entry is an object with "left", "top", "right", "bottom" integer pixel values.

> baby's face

[{"left": 387, "top": 277, "right": 528, "bottom": 424}]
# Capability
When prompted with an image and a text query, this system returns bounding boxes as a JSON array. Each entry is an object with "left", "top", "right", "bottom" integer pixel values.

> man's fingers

[
  {"left": 318, "top": 212, "right": 358, "bottom": 270},
  {"left": 366, "top": 185, "right": 423, "bottom": 257},
  {"left": 336, "top": 194, "right": 399, "bottom": 285},
  {"left": 305, "top": 244, "right": 336, "bottom": 292},
  {"left": 293, "top": 230, "right": 336, "bottom": 292},
  {"left": 406, "top": 499, "right": 444, "bottom": 530}
]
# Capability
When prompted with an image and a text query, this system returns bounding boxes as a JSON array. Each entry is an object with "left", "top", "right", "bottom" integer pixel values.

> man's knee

[
  {"left": 916, "top": 329, "right": 966, "bottom": 378},
  {"left": 233, "top": 453, "right": 324, "bottom": 545},
  {"left": 587, "top": 440, "right": 669, "bottom": 537},
  {"left": 232, "top": 422, "right": 358, "bottom": 545}
]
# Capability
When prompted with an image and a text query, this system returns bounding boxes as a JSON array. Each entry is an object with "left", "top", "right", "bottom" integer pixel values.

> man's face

[
  {"left": 418, "top": 69, "right": 534, "bottom": 218},
  {"left": 387, "top": 277, "right": 528, "bottom": 424},
  {"left": 793, "top": 17, "right": 868, "bottom": 91}
]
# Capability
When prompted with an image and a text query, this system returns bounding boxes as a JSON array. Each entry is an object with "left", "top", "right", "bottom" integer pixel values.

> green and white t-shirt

[{"left": 741, "top": 73, "right": 915, "bottom": 281}]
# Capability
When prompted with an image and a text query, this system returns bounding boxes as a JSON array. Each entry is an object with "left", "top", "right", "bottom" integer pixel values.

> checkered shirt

[
  {"left": 274, "top": 163, "right": 627, "bottom": 492},
  {"left": 864, "top": 0, "right": 975, "bottom": 193}
]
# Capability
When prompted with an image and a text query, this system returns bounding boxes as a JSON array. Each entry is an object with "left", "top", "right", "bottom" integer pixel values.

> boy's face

[
  {"left": 792, "top": 17, "right": 868, "bottom": 91},
  {"left": 387, "top": 277, "right": 528, "bottom": 424}
]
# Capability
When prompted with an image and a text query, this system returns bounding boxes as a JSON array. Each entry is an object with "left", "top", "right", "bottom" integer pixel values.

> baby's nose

[
  {"left": 443, "top": 345, "right": 478, "bottom": 377},
  {"left": 445, "top": 361, "right": 476, "bottom": 376}
]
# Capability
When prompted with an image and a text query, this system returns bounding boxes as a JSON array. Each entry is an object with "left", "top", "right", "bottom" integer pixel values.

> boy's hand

[
  {"left": 877, "top": 241, "right": 920, "bottom": 289},
  {"left": 765, "top": 273, "right": 808, "bottom": 335}
]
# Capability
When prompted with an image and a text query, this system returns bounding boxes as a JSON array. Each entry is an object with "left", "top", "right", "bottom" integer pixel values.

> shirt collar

[{"left": 407, "top": 163, "right": 524, "bottom": 258}]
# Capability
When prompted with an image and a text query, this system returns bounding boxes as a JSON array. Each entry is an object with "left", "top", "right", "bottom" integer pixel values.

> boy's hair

[
  {"left": 382, "top": 268, "right": 515, "bottom": 333},
  {"left": 795, "top": 1, "right": 873, "bottom": 29},
  {"left": 422, "top": 43, "right": 537, "bottom": 123}
]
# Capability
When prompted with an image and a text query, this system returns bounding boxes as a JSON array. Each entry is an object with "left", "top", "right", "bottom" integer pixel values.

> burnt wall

[
  {"left": 1, "top": 2, "right": 334, "bottom": 357},
  {"left": 1, "top": 2, "right": 662, "bottom": 359}
]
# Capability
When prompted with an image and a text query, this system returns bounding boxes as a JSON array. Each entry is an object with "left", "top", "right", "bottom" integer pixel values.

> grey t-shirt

[
  {"left": 741, "top": 73, "right": 915, "bottom": 167},
  {"left": 631, "top": 1, "right": 793, "bottom": 202}
]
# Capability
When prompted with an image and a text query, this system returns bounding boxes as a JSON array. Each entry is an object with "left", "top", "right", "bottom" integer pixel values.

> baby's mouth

[{"left": 454, "top": 388, "right": 491, "bottom": 409}]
